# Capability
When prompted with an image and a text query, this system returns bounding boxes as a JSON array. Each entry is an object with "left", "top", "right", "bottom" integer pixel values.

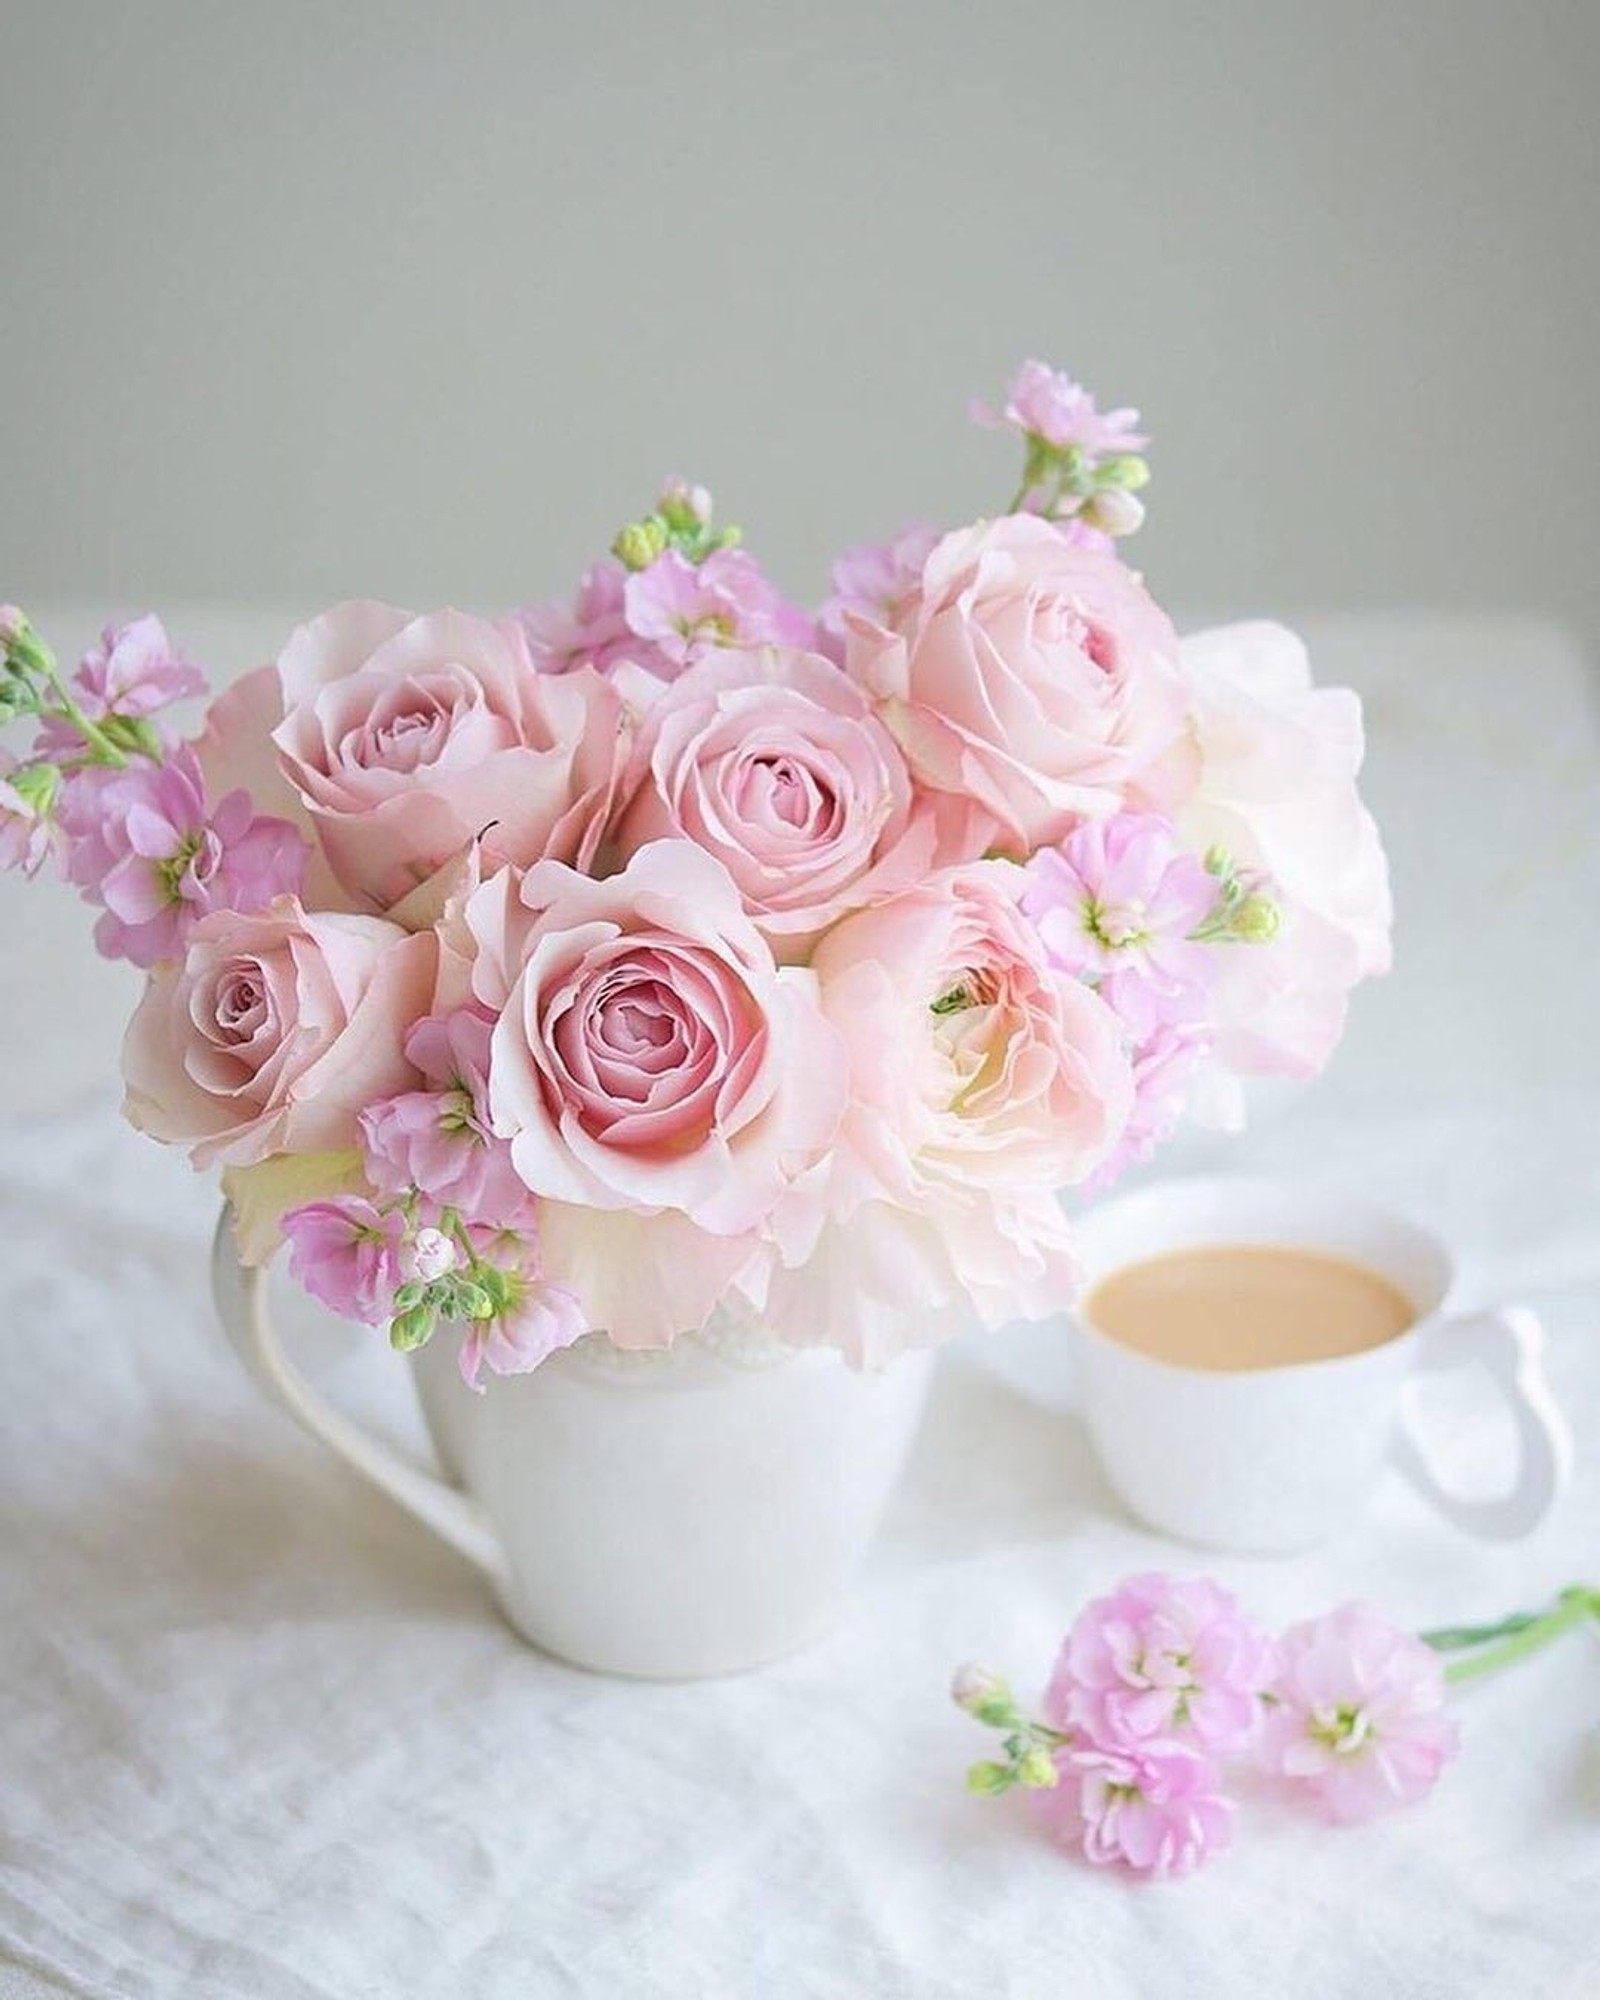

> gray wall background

[{"left": 3, "top": 0, "right": 1597, "bottom": 650}]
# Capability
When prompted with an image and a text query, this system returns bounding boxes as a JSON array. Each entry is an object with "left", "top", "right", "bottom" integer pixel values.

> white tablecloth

[{"left": 2, "top": 613, "right": 1598, "bottom": 1999}]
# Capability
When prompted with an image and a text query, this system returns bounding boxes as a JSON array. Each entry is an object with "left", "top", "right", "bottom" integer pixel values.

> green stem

[{"left": 1432, "top": 1586, "right": 1599, "bottom": 1686}]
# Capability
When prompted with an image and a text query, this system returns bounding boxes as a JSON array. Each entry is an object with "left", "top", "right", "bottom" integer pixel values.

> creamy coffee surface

[{"left": 1086, "top": 1244, "right": 1416, "bottom": 1371}]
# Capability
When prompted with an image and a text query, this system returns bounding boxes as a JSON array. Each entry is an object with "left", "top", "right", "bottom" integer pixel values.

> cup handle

[
  {"left": 212, "top": 1207, "right": 509, "bottom": 1585},
  {"left": 1392, "top": 1306, "right": 1573, "bottom": 1539}
]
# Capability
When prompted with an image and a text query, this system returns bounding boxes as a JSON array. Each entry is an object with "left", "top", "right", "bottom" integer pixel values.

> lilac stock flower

[
  {"left": 456, "top": 1261, "right": 589, "bottom": 1392},
  {"left": 35, "top": 616, "right": 205, "bottom": 757},
  {"left": 1031, "top": 1737, "right": 1234, "bottom": 1879},
  {"left": 1023, "top": 815, "right": 1216, "bottom": 999},
  {"left": 359, "top": 1008, "right": 537, "bottom": 1230},
  {"left": 282, "top": 1198, "right": 407, "bottom": 1327},
  {"left": 1046, "top": 1572, "right": 1277, "bottom": 1757},
  {"left": 0, "top": 752, "right": 60, "bottom": 876},
  {"left": 57, "top": 742, "right": 309, "bottom": 969},
  {"left": 623, "top": 548, "right": 816, "bottom": 670},
  {"left": 817, "top": 521, "right": 941, "bottom": 659},
  {"left": 973, "top": 359, "right": 1147, "bottom": 457},
  {"left": 521, "top": 561, "right": 643, "bottom": 677},
  {"left": 1259, "top": 1603, "right": 1460, "bottom": 1823}
]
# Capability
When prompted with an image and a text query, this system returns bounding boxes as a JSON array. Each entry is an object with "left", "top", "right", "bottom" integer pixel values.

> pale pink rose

[
  {"left": 1259, "top": 1602, "right": 1459, "bottom": 1824},
  {"left": 462, "top": 841, "right": 846, "bottom": 1345},
  {"left": 222, "top": 601, "right": 627, "bottom": 911},
  {"left": 763, "top": 863, "right": 1133, "bottom": 1362},
  {"left": 122, "top": 898, "right": 438, "bottom": 1168},
  {"left": 1178, "top": 622, "right": 1392, "bottom": 1084},
  {"left": 610, "top": 645, "right": 991, "bottom": 960},
  {"left": 847, "top": 515, "right": 1196, "bottom": 852}
]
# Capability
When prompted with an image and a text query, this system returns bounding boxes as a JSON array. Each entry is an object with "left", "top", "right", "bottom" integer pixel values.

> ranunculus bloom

[
  {"left": 207, "top": 602, "right": 626, "bottom": 911},
  {"left": 58, "top": 744, "right": 308, "bottom": 969},
  {"left": 1045, "top": 1572, "right": 1277, "bottom": 1757},
  {"left": 1259, "top": 1603, "right": 1459, "bottom": 1824},
  {"left": 281, "top": 1197, "right": 406, "bottom": 1327},
  {"left": 122, "top": 898, "right": 437, "bottom": 1168},
  {"left": 1031, "top": 1738, "right": 1233, "bottom": 1879},
  {"left": 766, "top": 863, "right": 1133, "bottom": 1362},
  {"left": 1178, "top": 622, "right": 1392, "bottom": 1089},
  {"left": 462, "top": 840, "right": 846, "bottom": 1345},
  {"left": 847, "top": 516, "right": 1196, "bottom": 852},
  {"left": 610, "top": 646, "right": 990, "bottom": 960}
]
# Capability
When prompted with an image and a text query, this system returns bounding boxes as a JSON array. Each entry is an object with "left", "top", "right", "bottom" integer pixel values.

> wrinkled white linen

[{"left": 1, "top": 614, "right": 1597, "bottom": 1999}]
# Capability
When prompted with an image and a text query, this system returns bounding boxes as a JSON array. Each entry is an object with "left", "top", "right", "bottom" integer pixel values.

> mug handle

[
  {"left": 211, "top": 1207, "right": 509, "bottom": 1585},
  {"left": 1392, "top": 1306, "right": 1573, "bottom": 1539}
]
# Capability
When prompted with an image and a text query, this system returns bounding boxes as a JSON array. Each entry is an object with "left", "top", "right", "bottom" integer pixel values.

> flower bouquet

[{"left": 1, "top": 361, "right": 1391, "bottom": 1672}]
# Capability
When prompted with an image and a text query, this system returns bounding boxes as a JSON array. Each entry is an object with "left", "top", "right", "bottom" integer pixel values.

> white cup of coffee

[{"left": 978, "top": 1175, "right": 1573, "bottom": 1553}]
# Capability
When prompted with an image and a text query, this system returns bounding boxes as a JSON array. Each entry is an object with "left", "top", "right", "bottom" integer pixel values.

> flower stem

[{"left": 1427, "top": 1586, "right": 1600, "bottom": 1686}]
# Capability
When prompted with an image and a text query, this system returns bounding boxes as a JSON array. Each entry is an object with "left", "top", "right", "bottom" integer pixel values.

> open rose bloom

[{"left": 3, "top": 363, "right": 1390, "bottom": 1383}]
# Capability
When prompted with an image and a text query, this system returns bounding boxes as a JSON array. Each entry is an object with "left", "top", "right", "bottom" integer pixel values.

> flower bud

[
  {"left": 965, "top": 1760, "right": 1016, "bottom": 1797},
  {"left": 951, "top": 1662, "right": 1009, "bottom": 1712},
  {"left": 389, "top": 1302, "right": 438, "bottom": 1352},
  {"left": 403, "top": 1226, "right": 459, "bottom": 1285},
  {"left": 657, "top": 476, "right": 713, "bottom": 531},
  {"left": 612, "top": 516, "right": 669, "bottom": 572},
  {"left": 1232, "top": 893, "right": 1281, "bottom": 944},
  {"left": 1083, "top": 487, "right": 1146, "bottom": 538},
  {"left": 1101, "top": 454, "right": 1151, "bottom": 491},
  {"left": 1016, "top": 1745, "right": 1061, "bottom": 1790},
  {"left": 0, "top": 605, "right": 27, "bottom": 650}
]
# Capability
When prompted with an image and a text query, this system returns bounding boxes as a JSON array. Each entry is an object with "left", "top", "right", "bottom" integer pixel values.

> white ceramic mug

[
  {"left": 212, "top": 1210, "right": 934, "bottom": 1679},
  {"left": 976, "top": 1175, "right": 1573, "bottom": 1553}
]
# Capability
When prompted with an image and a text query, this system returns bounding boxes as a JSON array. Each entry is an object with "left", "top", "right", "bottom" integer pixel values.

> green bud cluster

[
  {"left": 611, "top": 483, "right": 742, "bottom": 573},
  {"left": 1190, "top": 846, "right": 1282, "bottom": 947},
  {"left": 1008, "top": 434, "right": 1151, "bottom": 536},
  {"left": 952, "top": 1663, "right": 1067, "bottom": 1797},
  {"left": 385, "top": 1212, "right": 521, "bottom": 1354}
]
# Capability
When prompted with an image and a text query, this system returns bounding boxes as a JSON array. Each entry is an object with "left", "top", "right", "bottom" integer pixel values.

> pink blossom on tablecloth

[
  {"left": 359, "top": 1008, "right": 537, "bottom": 1230},
  {"left": 1259, "top": 1602, "right": 1460, "bottom": 1823},
  {"left": 1046, "top": 1572, "right": 1277, "bottom": 1757},
  {"left": 1031, "top": 1737, "right": 1233, "bottom": 1879},
  {"left": 57, "top": 744, "right": 309, "bottom": 969},
  {"left": 281, "top": 1197, "right": 407, "bottom": 1327}
]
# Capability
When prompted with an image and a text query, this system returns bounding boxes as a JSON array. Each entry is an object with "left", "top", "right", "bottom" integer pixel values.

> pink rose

[
  {"left": 847, "top": 515, "right": 1195, "bottom": 852},
  {"left": 122, "top": 898, "right": 437, "bottom": 1168},
  {"left": 763, "top": 863, "right": 1133, "bottom": 1361},
  {"left": 610, "top": 646, "right": 990, "bottom": 960},
  {"left": 201, "top": 601, "right": 626, "bottom": 911},
  {"left": 1177, "top": 622, "right": 1392, "bottom": 1087},
  {"left": 462, "top": 841, "right": 846, "bottom": 1345}
]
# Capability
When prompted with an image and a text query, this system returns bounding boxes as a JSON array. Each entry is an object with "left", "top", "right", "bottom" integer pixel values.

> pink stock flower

[
  {"left": 57, "top": 744, "right": 309, "bottom": 969},
  {"left": 1085, "top": 1018, "right": 1212, "bottom": 1192},
  {"left": 1045, "top": 1573, "right": 1277, "bottom": 1757},
  {"left": 281, "top": 1198, "right": 406, "bottom": 1327},
  {"left": 1032, "top": 1738, "right": 1233, "bottom": 1879},
  {"left": 0, "top": 752, "right": 59, "bottom": 876},
  {"left": 973, "top": 359, "right": 1147, "bottom": 457},
  {"left": 456, "top": 1253, "right": 589, "bottom": 1392},
  {"left": 817, "top": 522, "right": 941, "bottom": 660},
  {"left": 520, "top": 561, "right": 645, "bottom": 678},
  {"left": 623, "top": 549, "right": 816, "bottom": 671},
  {"left": 260, "top": 602, "right": 627, "bottom": 910},
  {"left": 764, "top": 863, "right": 1134, "bottom": 1362},
  {"left": 1022, "top": 814, "right": 1216, "bottom": 996},
  {"left": 846, "top": 516, "right": 1196, "bottom": 853},
  {"left": 359, "top": 1008, "right": 536, "bottom": 1229},
  {"left": 462, "top": 841, "right": 846, "bottom": 1346},
  {"left": 1259, "top": 1603, "right": 1460, "bottom": 1824},
  {"left": 609, "top": 645, "right": 990, "bottom": 961},
  {"left": 1178, "top": 622, "right": 1392, "bottom": 1090},
  {"left": 122, "top": 899, "right": 438, "bottom": 1169}
]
